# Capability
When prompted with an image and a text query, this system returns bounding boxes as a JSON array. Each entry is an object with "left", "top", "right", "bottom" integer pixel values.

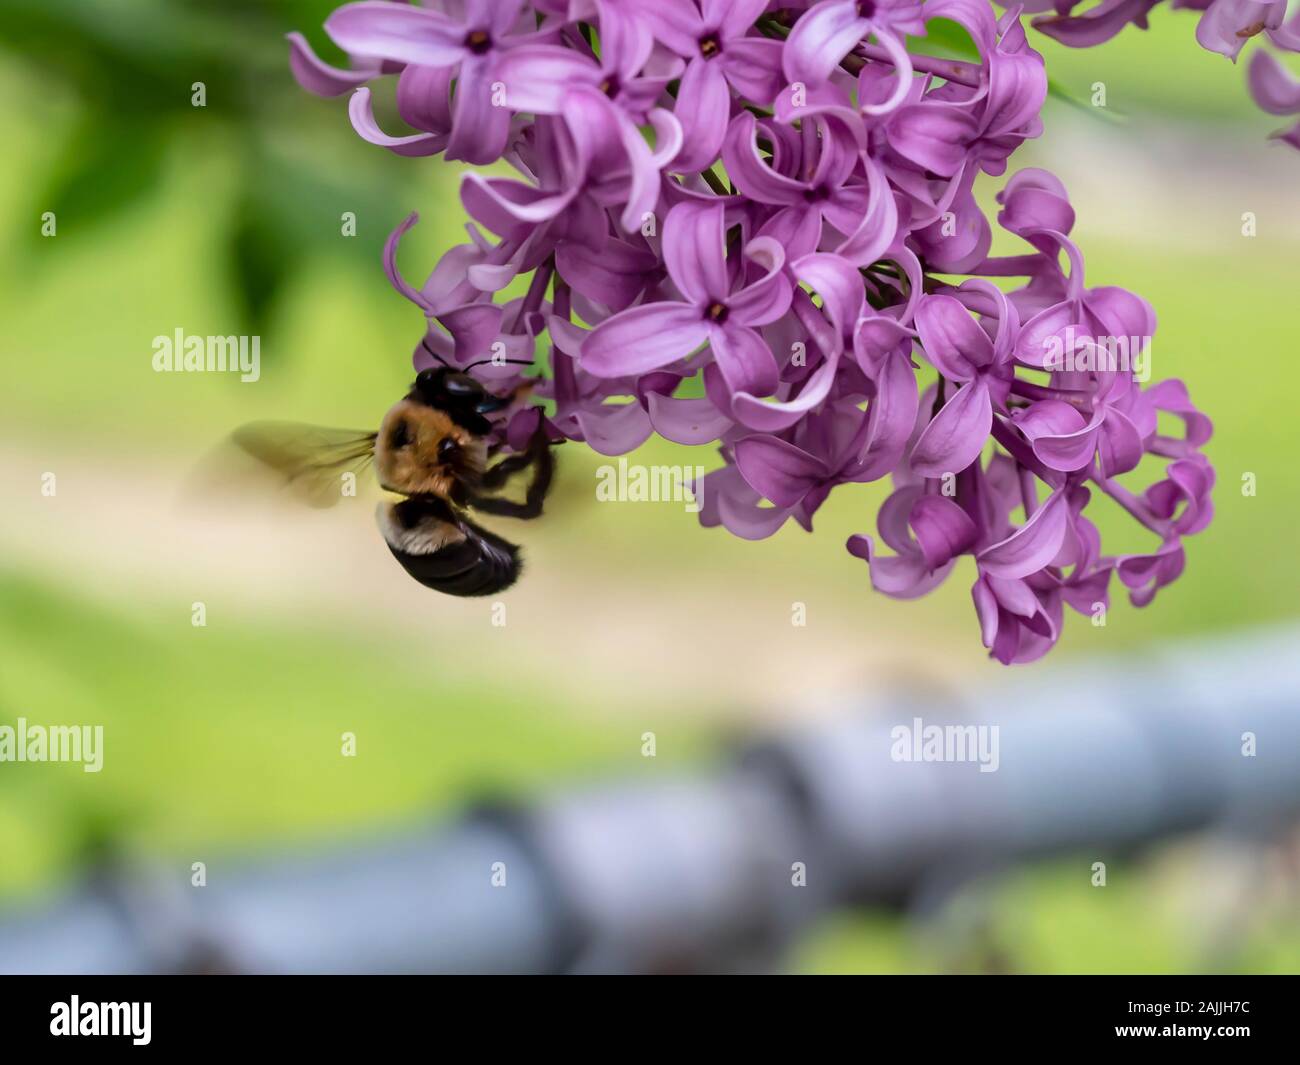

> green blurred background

[{"left": 1, "top": 0, "right": 1297, "bottom": 972}]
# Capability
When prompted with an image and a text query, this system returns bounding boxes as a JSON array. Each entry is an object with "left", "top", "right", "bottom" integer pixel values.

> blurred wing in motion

[{"left": 229, "top": 422, "right": 377, "bottom": 508}]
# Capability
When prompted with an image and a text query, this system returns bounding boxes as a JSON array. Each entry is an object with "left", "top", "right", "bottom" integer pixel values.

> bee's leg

[
  {"left": 465, "top": 432, "right": 553, "bottom": 520},
  {"left": 478, "top": 450, "right": 536, "bottom": 490}
]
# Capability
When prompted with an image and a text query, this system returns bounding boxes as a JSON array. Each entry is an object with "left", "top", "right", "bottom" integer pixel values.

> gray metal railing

[{"left": 2, "top": 626, "right": 1298, "bottom": 973}]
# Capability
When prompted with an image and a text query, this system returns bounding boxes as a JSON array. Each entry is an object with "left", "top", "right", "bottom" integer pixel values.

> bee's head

[
  {"left": 410, "top": 367, "right": 508, "bottom": 435},
  {"left": 375, "top": 396, "right": 487, "bottom": 499}
]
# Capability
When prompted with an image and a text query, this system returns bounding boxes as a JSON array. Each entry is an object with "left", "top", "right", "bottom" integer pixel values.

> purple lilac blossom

[{"left": 290, "top": 0, "right": 1222, "bottom": 664}]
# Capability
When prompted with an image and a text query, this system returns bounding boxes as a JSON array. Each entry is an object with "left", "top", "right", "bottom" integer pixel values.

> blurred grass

[
  {"left": 1, "top": 3, "right": 1299, "bottom": 973},
  {"left": 0, "top": 568, "right": 699, "bottom": 897}
]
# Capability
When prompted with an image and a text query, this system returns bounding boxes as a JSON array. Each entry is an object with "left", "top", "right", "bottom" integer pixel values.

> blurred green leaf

[{"left": 35, "top": 118, "right": 167, "bottom": 242}]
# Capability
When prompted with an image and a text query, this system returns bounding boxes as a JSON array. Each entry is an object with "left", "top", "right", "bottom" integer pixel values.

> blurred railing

[{"left": 2, "top": 627, "right": 1299, "bottom": 974}]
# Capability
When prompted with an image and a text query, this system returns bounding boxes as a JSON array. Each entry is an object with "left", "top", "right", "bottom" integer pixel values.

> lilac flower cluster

[
  {"left": 289, "top": 0, "right": 1216, "bottom": 663},
  {"left": 1026, "top": 0, "right": 1300, "bottom": 146}
]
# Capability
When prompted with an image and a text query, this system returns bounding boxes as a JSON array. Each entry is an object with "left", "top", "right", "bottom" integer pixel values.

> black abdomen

[{"left": 387, "top": 531, "right": 520, "bottom": 596}]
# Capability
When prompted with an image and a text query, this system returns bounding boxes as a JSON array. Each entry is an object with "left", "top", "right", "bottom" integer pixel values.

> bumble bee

[{"left": 230, "top": 353, "right": 553, "bottom": 597}]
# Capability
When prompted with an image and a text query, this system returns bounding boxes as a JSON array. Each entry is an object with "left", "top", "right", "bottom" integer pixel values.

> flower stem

[
  {"left": 1096, "top": 474, "right": 1171, "bottom": 538},
  {"left": 1010, "top": 378, "right": 1094, "bottom": 411},
  {"left": 852, "top": 43, "right": 983, "bottom": 89},
  {"left": 514, "top": 257, "right": 554, "bottom": 332}
]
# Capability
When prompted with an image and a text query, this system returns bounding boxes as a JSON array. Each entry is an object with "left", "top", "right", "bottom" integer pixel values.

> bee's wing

[{"left": 228, "top": 422, "right": 378, "bottom": 509}]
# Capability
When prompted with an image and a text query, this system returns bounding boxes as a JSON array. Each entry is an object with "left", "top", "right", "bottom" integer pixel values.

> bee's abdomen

[
  {"left": 389, "top": 530, "right": 520, "bottom": 596},
  {"left": 377, "top": 498, "right": 521, "bottom": 597}
]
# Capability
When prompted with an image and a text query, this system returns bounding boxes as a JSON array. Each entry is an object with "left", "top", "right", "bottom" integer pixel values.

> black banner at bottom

[{"left": 0, "top": 975, "right": 1289, "bottom": 1051}]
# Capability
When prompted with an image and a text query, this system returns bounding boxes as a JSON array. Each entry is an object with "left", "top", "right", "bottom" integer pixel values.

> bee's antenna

[
  {"left": 419, "top": 336, "right": 453, "bottom": 369},
  {"left": 421, "top": 337, "right": 533, "bottom": 374},
  {"left": 462, "top": 356, "right": 536, "bottom": 372}
]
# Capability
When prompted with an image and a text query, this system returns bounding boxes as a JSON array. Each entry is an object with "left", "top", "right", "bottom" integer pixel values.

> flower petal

[
  {"left": 575, "top": 401, "right": 654, "bottom": 456},
  {"left": 287, "top": 31, "right": 379, "bottom": 96},
  {"left": 722, "top": 112, "right": 806, "bottom": 205},
  {"left": 1250, "top": 48, "right": 1300, "bottom": 114},
  {"left": 556, "top": 238, "right": 659, "bottom": 313},
  {"left": 730, "top": 351, "right": 839, "bottom": 432},
  {"left": 326, "top": 1, "right": 465, "bottom": 66},
  {"left": 977, "top": 488, "right": 1069, "bottom": 579},
  {"left": 847, "top": 534, "right": 955, "bottom": 599},
  {"left": 581, "top": 302, "right": 711, "bottom": 377},
  {"left": 663, "top": 201, "right": 728, "bottom": 306},
  {"left": 915, "top": 294, "right": 995, "bottom": 380},
  {"left": 728, "top": 238, "right": 792, "bottom": 326},
  {"left": 710, "top": 323, "right": 780, "bottom": 397},
  {"left": 446, "top": 56, "right": 512, "bottom": 164},
  {"left": 500, "top": 44, "right": 602, "bottom": 112},
  {"left": 646, "top": 393, "right": 734, "bottom": 445},
  {"left": 782, "top": 0, "right": 869, "bottom": 86},
  {"left": 734, "top": 435, "right": 829, "bottom": 508},
  {"left": 910, "top": 495, "right": 978, "bottom": 570},
  {"left": 1014, "top": 400, "right": 1102, "bottom": 472},
  {"left": 887, "top": 104, "right": 979, "bottom": 178},
  {"left": 669, "top": 57, "right": 731, "bottom": 172},
  {"left": 909, "top": 379, "right": 993, "bottom": 478}
]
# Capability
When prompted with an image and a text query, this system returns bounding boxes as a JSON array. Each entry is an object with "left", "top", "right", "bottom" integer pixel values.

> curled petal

[
  {"left": 1014, "top": 400, "right": 1103, "bottom": 472},
  {"left": 834, "top": 154, "right": 900, "bottom": 266},
  {"left": 1250, "top": 48, "right": 1300, "bottom": 114},
  {"left": 977, "top": 488, "right": 1069, "bottom": 579},
  {"left": 1086, "top": 286, "right": 1155, "bottom": 347},
  {"left": 384, "top": 213, "right": 431, "bottom": 310},
  {"left": 728, "top": 239, "right": 793, "bottom": 326},
  {"left": 734, "top": 435, "right": 829, "bottom": 507},
  {"left": 646, "top": 393, "right": 733, "bottom": 445},
  {"left": 910, "top": 495, "right": 978, "bottom": 569},
  {"left": 856, "top": 348, "right": 920, "bottom": 480},
  {"left": 461, "top": 173, "right": 576, "bottom": 236},
  {"left": 722, "top": 112, "right": 806, "bottom": 205},
  {"left": 783, "top": 0, "right": 869, "bottom": 86},
  {"left": 1146, "top": 379, "right": 1213, "bottom": 447},
  {"left": 1115, "top": 540, "right": 1185, "bottom": 608},
  {"left": 1032, "top": 0, "right": 1158, "bottom": 48},
  {"left": 858, "top": 30, "right": 914, "bottom": 117},
  {"left": 287, "top": 32, "right": 379, "bottom": 96},
  {"left": 909, "top": 379, "right": 993, "bottom": 479},
  {"left": 1097, "top": 407, "right": 1144, "bottom": 477},
  {"left": 847, "top": 534, "right": 955, "bottom": 600},
  {"left": 1196, "top": 0, "right": 1280, "bottom": 61},
  {"left": 793, "top": 253, "right": 865, "bottom": 343},
  {"left": 700, "top": 466, "right": 795, "bottom": 540},
  {"left": 710, "top": 323, "right": 781, "bottom": 397},
  {"left": 397, "top": 63, "right": 453, "bottom": 133},
  {"left": 915, "top": 294, "right": 995, "bottom": 380},
  {"left": 575, "top": 401, "right": 654, "bottom": 456},
  {"left": 887, "top": 104, "right": 979, "bottom": 178},
  {"left": 731, "top": 352, "right": 840, "bottom": 432}
]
